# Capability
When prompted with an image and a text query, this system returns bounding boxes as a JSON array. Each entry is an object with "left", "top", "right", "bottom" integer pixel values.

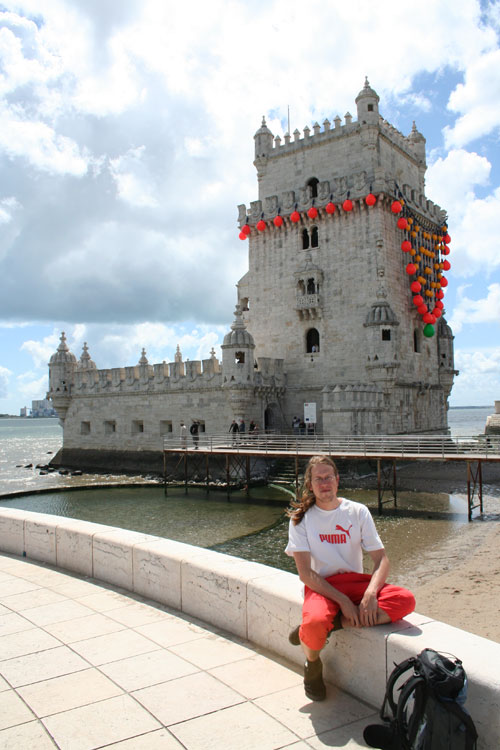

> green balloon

[{"left": 423, "top": 323, "right": 435, "bottom": 338}]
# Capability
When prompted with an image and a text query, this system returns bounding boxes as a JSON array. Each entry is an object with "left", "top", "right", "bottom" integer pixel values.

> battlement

[
  {"left": 258, "top": 113, "right": 420, "bottom": 164},
  {"left": 238, "top": 178, "right": 445, "bottom": 230},
  {"left": 48, "top": 337, "right": 286, "bottom": 407}
]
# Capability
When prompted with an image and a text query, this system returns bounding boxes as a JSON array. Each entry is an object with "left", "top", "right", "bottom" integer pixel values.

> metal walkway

[{"left": 163, "top": 433, "right": 500, "bottom": 521}]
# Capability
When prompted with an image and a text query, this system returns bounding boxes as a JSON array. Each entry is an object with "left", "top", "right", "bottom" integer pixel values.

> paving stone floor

[{"left": 0, "top": 553, "right": 378, "bottom": 749}]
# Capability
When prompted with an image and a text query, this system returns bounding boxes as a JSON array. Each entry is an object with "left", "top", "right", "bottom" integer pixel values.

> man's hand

[
  {"left": 359, "top": 590, "right": 379, "bottom": 626},
  {"left": 340, "top": 597, "right": 361, "bottom": 627}
]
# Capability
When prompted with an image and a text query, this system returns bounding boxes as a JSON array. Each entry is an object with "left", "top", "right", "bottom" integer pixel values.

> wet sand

[{"left": 378, "top": 461, "right": 500, "bottom": 643}]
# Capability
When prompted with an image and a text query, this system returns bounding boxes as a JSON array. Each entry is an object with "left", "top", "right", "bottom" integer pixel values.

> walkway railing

[{"left": 164, "top": 432, "right": 500, "bottom": 458}]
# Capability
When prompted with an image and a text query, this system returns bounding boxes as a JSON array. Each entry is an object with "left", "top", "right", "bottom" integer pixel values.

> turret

[
  {"left": 76, "top": 342, "right": 96, "bottom": 372},
  {"left": 254, "top": 117, "right": 274, "bottom": 161},
  {"left": 221, "top": 305, "right": 255, "bottom": 385},
  {"left": 47, "top": 332, "right": 77, "bottom": 422},
  {"left": 355, "top": 77, "right": 380, "bottom": 125}
]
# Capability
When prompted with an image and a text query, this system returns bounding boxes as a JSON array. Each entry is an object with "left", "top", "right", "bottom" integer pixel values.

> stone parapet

[{"left": 0, "top": 507, "right": 497, "bottom": 750}]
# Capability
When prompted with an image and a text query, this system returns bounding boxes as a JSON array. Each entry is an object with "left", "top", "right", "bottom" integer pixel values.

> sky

[{"left": 0, "top": 0, "right": 499, "bottom": 415}]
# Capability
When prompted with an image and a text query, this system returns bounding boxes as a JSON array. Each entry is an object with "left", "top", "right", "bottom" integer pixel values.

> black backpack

[{"left": 363, "top": 648, "right": 478, "bottom": 750}]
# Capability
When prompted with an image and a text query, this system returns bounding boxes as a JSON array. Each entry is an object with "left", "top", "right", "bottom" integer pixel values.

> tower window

[
  {"left": 382, "top": 329, "right": 391, "bottom": 341},
  {"left": 307, "top": 278, "right": 316, "bottom": 294},
  {"left": 235, "top": 351, "right": 245, "bottom": 364},
  {"left": 306, "top": 328, "right": 320, "bottom": 353},
  {"left": 307, "top": 177, "right": 319, "bottom": 198},
  {"left": 160, "top": 420, "right": 172, "bottom": 435},
  {"left": 104, "top": 420, "right": 116, "bottom": 434},
  {"left": 302, "top": 228, "right": 309, "bottom": 250},
  {"left": 132, "top": 420, "right": 144, "bottom": 434},
  {"left": 80, "top": 421, "right": 90, "bottom": 435},
  {"left": 414, "top": 329, "right": 421, "bottom": 353},
  {"left": 367, "top": 104, "right": 374, "bottom": 112},
  {"left": 311, "top": 226, "right": 318, "bottom": 248}
]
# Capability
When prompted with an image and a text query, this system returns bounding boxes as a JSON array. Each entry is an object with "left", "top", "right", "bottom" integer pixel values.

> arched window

[
  {"left": 307, "top": 278, "right": 315, "bottom": 294},
  {"left": 306, "top": 328, "right": 320, "bottom": 353},
  {"left": 302, "top": 228, "right": 310, "bottom": 250},
  {"left": 235, "top": 351, "right": 245, "bottom": 364},
  {"left": 307, "top": 178, "right": 319, "bottom": 198},
  {"left": 311, "top": 226, "right": 318, "bottom": 247}
]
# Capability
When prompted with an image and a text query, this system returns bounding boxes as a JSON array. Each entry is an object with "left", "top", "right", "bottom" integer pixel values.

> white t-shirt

[{"left": 285, "top": 498, "right": 383, "bottom": 578}]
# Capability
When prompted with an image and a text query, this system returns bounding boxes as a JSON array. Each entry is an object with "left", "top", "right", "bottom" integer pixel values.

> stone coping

[{"left": 0, "top": 508, "right": 497, "bottom": 749}]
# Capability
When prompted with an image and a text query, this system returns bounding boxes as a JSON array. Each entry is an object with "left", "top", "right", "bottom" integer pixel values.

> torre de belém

[{"left": 48, "top": 80, "right": 456, "bottom": 471}]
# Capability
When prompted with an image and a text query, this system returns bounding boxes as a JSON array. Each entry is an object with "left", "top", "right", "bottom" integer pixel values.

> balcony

[{"left": 296, "top": 293, "right": 322, "bottom": 319}]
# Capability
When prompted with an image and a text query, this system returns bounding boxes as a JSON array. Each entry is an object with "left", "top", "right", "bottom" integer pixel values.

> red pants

[{"left": 300, "top": 572, "right": 415, "bottom": 651}]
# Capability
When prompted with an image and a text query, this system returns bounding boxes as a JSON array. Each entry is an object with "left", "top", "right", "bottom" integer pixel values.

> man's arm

[
  {"left": 293, "top": 550, "right": 362, "bottom": 627},
  {"left": 358, "top": 548, "right": 390, "bottom": 626}
]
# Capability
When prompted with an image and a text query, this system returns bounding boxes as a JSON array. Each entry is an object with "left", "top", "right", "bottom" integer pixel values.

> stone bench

[{"left": 0, "top": 507, "right": 497, "bottom": 749}]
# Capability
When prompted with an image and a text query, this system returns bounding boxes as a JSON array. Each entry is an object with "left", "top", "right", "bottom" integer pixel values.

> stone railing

[{"left": 0, "top": 508, "right": 498, "bottom": 750}]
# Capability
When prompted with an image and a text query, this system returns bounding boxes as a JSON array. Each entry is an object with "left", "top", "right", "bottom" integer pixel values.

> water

[
  {"left": 0, "top": 407, "right": 493, "bottom": 494},
  {"left": 0, "top": 410, "right": 498, "bottom": 586}
]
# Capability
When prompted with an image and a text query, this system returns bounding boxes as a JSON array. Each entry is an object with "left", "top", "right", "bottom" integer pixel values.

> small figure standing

[
  {"left": 229, "top": 419, "right": 239, "bottom": 443},
  {"left": 239, "top": 418, "right": 245, "bottom": 434},
  {"left": 180, "top": 421, "right": 187, "bottom": 449},
  {"left": 249, "top": 420, "right": 256, "bottom": 436},
  {"left": 292, "top": 416, "right": 300, "bottom": 435},
  {"left": 190, "top": 420, "right": 199, "bottom": 449}
]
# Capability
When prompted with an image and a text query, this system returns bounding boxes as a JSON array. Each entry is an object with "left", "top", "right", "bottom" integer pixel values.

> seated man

[{"left": 285, "top": 455, "right": 415, "bottom": 702}]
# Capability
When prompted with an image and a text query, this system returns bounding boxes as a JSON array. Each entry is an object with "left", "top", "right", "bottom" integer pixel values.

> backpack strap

[
  {"left": 395, "top": 675, "right": 427, "bottom": 750},
  {"left": 380, "top": 657, "right": 417, "bottom": 722}
]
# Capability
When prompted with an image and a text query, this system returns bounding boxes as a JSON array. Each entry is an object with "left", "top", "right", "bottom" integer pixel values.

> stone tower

[{"left": 237, "top": 80, "right": 456, "bottom": 434}]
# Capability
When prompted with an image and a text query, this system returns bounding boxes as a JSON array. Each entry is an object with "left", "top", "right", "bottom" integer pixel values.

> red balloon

[
  {"left": 405, "top": 263, "right": 417, "bottom": 275},
  {"left": 391, "top": 200, "right": 402, "bottom": 214},
  {"left": 433, "top": 308, "right": 442, "bottom": 318},
  {"left": 239, "top": 231, "right": 247, "bottom": 240},
  {"left": 273, "top": 215, "right": 283, "bottom": 227},
  {"left": 397, "top": 217, "right": 408, "bottom": 230},
  {"left": 413, "top": 295, "right": 424, "bottom": 306},
  {"left": 443, "top": 245, "right": 450, "bottom": 255},
  {"left": 241, "top": 224, "right": 251, "bottom": 235},
  {"left": 401, "top": 240, "right": 412, "bottom": 252},
  {"left": 256, "top": 219, "right": 266, "bottom": 231},
  {"left": 325, "top": 201, "right": 336, "bottom": 214},
  {"left": 435, "top": 300, "right": 444, "bottom": 309},
  {"left": 410, "top": 281, "right": 421, "bottom": 292},
  {"left": 290, "top": 210, "right": 300, "bottom": 223},
  {"left": 423, "top": 312, "right": 435, "bottom": 324},
  {"left": 343, "top": 198, "right": 353, "bottom": 212},
  {"left": 443, "top": 233, "right": 451, "bottom": 244},
  {"left": 436, "top": 290, "right": 444, "bottom": 299},
  {"left": 417, "top": 304, "right": 428, "bottom": 314},
  {"left": 443, "top": 259, "right": 451, "bottom": 271},
  {"left": 440, "top": 276, "right": 448, "bottom": 287},
  {"left": 308, "top": 206, "right": 318, "bottom": 219},
  {"left": 365, "top": 193, "right": 376, "bottom": 206}
]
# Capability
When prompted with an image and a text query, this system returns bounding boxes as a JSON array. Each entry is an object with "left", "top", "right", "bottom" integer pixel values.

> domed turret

[
  {"left": 355, "top": 77, "right": 380, "bottom": 125},
  {"left": 76, "top": 342, "right": 96, "bottom": 371},
  {"left": 222, "top": 305, "right": 255, "bottom": 384},
  {"left": 47, "top": 332, "right": 77, "bottom": 421},
  {"left": 254, "top": 116, "right": 274, "bottom": 160},
  {"left": 408, "top": 121, "right": 426, "bottom": 165},
  {"left": 48, "top": 332, "right": 77, "bottom": 391}
]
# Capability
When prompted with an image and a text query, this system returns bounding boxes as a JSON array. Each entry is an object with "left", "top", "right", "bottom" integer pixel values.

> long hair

[{"left": 286, "top": 455, "right": 339, "bottom": 525}]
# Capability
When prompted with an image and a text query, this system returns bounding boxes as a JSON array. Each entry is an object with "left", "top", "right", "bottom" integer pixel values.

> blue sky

[{"left": 0, "top": 0, "right": 499, "bottom": 414}]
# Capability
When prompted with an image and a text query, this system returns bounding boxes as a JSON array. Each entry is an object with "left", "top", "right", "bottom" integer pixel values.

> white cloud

[
  {"left": 0, "top": 365, "right": 12, "bottom": 398},
  {"left": 444, "top": 48, "right": 500, "bottom": 147},
  {"left": 16, "top": 372, "right": 48, "bottom": 401},
  {"left": 448, "top": 283, "right": 500, "bottom": 333},
  {"left": 21, "top": 330, "right": 60, "bottom": 368},
  {"left": 451, "top": 347, "right": 500, "bottom": 406},
  {"left": 426, "top": 150, "right": 500, "bottom": 277}
]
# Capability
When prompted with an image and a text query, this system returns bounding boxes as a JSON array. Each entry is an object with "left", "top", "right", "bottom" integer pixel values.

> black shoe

[
  {"left": 304, "top": 658, "right": 326, "bottom": 701},
  {"left": 363, "top": 723, "right": 397, "bottom": 749},
  {"left": 289, "top": 625, "right": 300, "bottom": 646}
]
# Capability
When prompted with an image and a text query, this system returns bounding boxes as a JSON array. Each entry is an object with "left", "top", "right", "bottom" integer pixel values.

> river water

[{"left": 0, "top": 408, "right": 498, "bottom": 584}]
